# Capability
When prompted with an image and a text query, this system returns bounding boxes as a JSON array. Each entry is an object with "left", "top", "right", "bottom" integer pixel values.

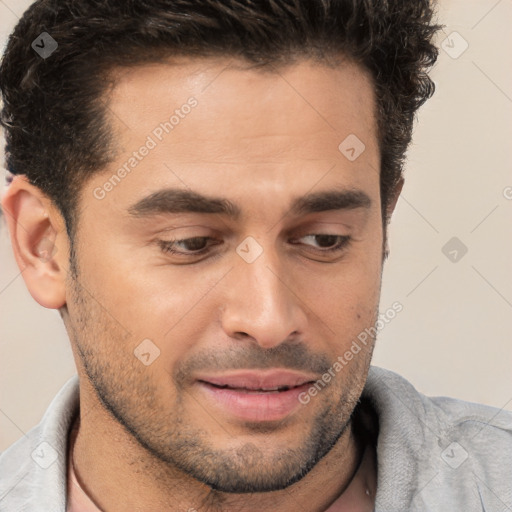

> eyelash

[{"left": 157, "top": 234, "right": 351, "bottom": 258}]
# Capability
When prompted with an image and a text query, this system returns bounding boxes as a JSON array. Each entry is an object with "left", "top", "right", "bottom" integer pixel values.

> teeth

[
  {"left": 243, "top": 385, "right": 292, "bottom": 392},
  {"left": 245, "top": 388, "right": 283, "bottom": 393},
  {"left": 241, "top": 386, "right": 290, "bottom": 393}
]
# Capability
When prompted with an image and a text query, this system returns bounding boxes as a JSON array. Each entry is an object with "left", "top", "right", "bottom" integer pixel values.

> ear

[
  {"left": 1, "top": 175, "right": 69, "bottom": 309},
  {"left": 385, "top": 176, "right": 404, "bottom": 223},
  {"left": 383, "top": 176, "right": 404, "bottom": 260}
]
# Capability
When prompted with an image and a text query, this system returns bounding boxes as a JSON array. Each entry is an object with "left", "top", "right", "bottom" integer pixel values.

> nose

[{"left": 220, "top": 242, "right": 308, "bottom": 349}]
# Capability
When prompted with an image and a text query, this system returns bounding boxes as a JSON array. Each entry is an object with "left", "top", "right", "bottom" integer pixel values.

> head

[{"left": 1, "top": 0, "right": 439, "bottom": 495}]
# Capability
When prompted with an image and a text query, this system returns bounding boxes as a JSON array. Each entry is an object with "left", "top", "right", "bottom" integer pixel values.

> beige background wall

[{"left": 1, "top": 0, "right": 511, "bottom": 452}]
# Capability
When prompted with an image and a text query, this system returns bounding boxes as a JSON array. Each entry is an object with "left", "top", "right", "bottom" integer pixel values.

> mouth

[
  {"left": 195, "top": 370, "right": 317, "bottom": 422},
  {"left": 197, "top": 369, "right": 316, "bottom": 390},
  {"left": 201, "top": 383, "right": 301, "bottom": 393}
]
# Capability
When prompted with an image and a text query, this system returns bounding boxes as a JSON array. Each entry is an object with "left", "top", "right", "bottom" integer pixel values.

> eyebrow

[{"left": 127, "top": 187, "right": 371, "bottom": 219}]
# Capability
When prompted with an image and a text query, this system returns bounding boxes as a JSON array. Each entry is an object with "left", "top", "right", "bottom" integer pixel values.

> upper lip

[{"left": 197, "top": 369, "right": 317, "bottom": 391}]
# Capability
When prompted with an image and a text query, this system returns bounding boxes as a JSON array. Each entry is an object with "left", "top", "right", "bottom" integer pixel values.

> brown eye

[
  {"left": 180, "top": 237, "right": 209, "bottom": 251},
  {"left": 310, "top": 235, "right": 339, "bottom": 249},
  {"left": 294, "top": 234, "right": 351, "bottom": 253},
  {"left": 159, "top": 237, "right": 213, "bottom": 255}
]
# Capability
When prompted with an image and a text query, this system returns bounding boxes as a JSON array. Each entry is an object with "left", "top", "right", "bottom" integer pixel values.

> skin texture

[{"left": 2, "top": 56, "right": 402, "bottom": 511}]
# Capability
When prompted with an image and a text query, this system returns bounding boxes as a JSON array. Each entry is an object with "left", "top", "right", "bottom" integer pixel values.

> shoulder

[
  {"left": 0, "top": 375, "right": 80, "bottom": 512},
  {"left": 364, "top": 366, "right": 512, "bottom": 511},
  {"left": 366, "top": 365, "right": 512, "bottom": 443}
]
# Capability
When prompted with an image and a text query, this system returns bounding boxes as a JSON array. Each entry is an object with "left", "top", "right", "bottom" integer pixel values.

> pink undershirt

[{"left": 66, "top": 418, "right": 375, "bottom": 512}]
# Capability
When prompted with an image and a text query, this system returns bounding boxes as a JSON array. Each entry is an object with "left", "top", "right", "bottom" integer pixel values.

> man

[{"left": 0, "top": 0, "right": 510, "bottom": 511}]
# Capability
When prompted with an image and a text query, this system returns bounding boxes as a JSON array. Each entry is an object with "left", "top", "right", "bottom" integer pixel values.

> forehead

[
  {"left": 82, "top": 56, "right": 381, "bottom": 221},
  {"left": 106, "top": 56, "right": 378, "bottom": 164}
]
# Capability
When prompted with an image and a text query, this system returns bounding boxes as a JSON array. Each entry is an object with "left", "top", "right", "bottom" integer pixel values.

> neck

[{"left": 72, "top": 381, "right": 369, "bottom": 512}]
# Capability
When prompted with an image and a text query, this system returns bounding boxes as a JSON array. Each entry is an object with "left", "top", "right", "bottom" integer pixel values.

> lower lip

[{"left": 197, "top": 382, "right": 312, "bottom": 422}]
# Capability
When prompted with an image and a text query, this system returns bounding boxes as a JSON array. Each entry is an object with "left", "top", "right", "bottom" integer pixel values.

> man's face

[{"left": 66, "top": 57, "right": 383, "bottom": 492}]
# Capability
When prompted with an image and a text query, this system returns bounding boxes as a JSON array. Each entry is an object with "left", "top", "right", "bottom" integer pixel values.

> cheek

[
  {"left": 296, "top": 239, "right": 382, "bottom": 306},
  {"left": 291, "top": 244, "right": 382, "bottom": 351},
  {"left": 303, "top": 272, "right": 380, "bottom": 341},
  {"left": 77, "top": 241, "right": 223, "bottom": 364}
]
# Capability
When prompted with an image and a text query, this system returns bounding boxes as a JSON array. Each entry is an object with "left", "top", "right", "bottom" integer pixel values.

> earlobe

[{"left": 1, "top": 176, "right": 69, "bottom": 309}]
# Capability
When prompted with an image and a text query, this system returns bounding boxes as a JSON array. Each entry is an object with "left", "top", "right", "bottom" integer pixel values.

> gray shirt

[{"left": 1, "top": 366, "right": 511, "bottom": 511}]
